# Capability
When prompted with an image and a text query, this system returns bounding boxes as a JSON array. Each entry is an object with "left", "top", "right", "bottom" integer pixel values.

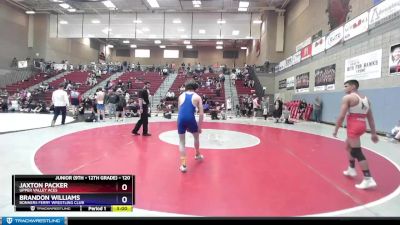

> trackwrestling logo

[{"left": 2, "top": 217, "right": 64, "bottom": 225}]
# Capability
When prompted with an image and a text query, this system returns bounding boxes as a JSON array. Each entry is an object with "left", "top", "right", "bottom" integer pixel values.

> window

[
  {"left": 116, "top": 49, "right": 130, "bottom": 57},
  {"left": 183, "top": 50, "right": 198, "bottom": 58},
  {"left": 135, "top": 49, "right": 150, "bottom": 58},
  {"left": 163, "top": 50, "right": 179, "bottom": 58},
  {"left": 223, "top": 50, "right": 238, "bottom": 59}
]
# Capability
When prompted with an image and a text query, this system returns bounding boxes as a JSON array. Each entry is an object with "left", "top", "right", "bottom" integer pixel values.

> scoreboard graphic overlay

[{"left": 12, "top": 175, "right": 134, "bottom": 212}]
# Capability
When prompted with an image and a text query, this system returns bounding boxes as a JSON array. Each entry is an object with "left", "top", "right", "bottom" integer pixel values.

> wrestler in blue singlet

[{"left": 178, "top": 92, "right": 198, "bottom": 134}]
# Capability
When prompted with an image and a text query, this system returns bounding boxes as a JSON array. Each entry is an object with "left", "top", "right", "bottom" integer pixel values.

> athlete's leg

[
  {"left": 192, "top": 132, "right": 203, "bottom": 160},
  {"left": 179, "top": 133, "right": 187, "bottom": 172},
  {"left": 347, "top": 136, "right": 376, "bottom": 189}
]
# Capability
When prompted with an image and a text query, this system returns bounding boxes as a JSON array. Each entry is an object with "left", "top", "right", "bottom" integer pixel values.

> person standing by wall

[{"left": 313, "top": 96, "right": 323, "bottom": 123}]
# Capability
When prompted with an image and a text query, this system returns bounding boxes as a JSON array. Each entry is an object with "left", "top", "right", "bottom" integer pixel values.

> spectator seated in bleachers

[
  {"left": 282, "top": 105, "right": 294, "bottom": 124},
  {"left": 9, "top": 97, "right": 20, "bottom": 112},
  {"left": 165, "top": 91, "right": 176, "bottom": 101},
  {"left": 1, "top": 98, "right": 8, "bottom": 112},
  {"left": 163, "top": 107, "right": 172, "bottom": 119},
  {"left": 203, "top": 101, "right": 210, "bottom": 113},
  {"left": 387, "top": 120, "right": 400, "bottom": 143},
  {"left": 210, "top": 103, "right": 224, "bottom": 120},
  {"left": 126, "top": 99, "right": 139, "bottom": 117},
  {"left": 162, "top": 67, "right": 169, "bottom": 76}
]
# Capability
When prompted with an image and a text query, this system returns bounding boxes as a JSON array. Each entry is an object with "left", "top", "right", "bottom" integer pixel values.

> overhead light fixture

[
  {"left": 186, "top": 45, "right": 193, "bottom": 49},
  {"left": 154, "top": 40, "right": 161, "bottom": 44},
  {"left": 217, "top": 19, "right": 226, "bottom": 24},
  {"left": 199, "top": 29, "right": 205, "bottom": 34},
  {"left": 192, "top": 1, "right": 201, "bottom": 4},
  {"left": 107, "top": 44, "right": 114, "bottom": 48},
  {"left": 59, "top": 20, "right": 68, "bottom": 25},
  {"left": 238, "top": 7, "right": 247, "bottom": 11},
  {"left": 51, "top": 0, "right": 64, "bottom": 2},
  {"left": 123, "top": 40, "right": 130, "bottom": 44},
  {"left": 216, "top": 41, "right": 223, "bottom": 45},
  {"left": 216, "top": 46, "right": 223, "bottom": 49},
  {"left": 67, "top": 8, "right": 76, "bottom": 12},
  {"left": 159, "top": 45, "right": 166, "bottom": 48},
  {"left": 178, "top": 28, "right": 185, "bottom": 32},
  {"left": 232, "top": 30, "right": 240, "bottom": 35},
  {"left": 183, "top": 40, "right": 191, "bottom": 45},
  {"left": 239, "top": 1, "right": 249, "bottom": 8},
  {"left": 133, "top": 19, "right": 142, "bottom": 24},
  {"left": 253, "top": 20, "right": 262, "bottom": 24},
  {"left": 147, "top": 0, "right": 160, "bottom": 8},
  {"left": 59, "top": 3, "right": 70, "bottom": 9},
  {"left": 173, "top": 19, "right": 181, "bottom": 24},
  {"left": 241, "top": 47, "right": 247, "bottom": 50},
  {"left": 193, "top": 4, "right": 200, "bottom": 8},
  {"left": 91, "top": 19, "right": 100, "bottom": 24},
  {"left": 25, "top": 10, "right": 35, "bottom": 14},
  {"left": 130, "top": 44, "right": 137, "bottom": 48},
  {"left": 102, "top": 1, "right": 116, "bottom": 8}
]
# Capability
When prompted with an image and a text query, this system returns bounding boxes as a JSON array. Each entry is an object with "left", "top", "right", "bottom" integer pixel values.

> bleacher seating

[
  {"left": 5, "top": 71, "right": 60, "bottom": 94},
  {"left": 235, "top": 79, "right": 254, "bottom": 96},
  {"left": 165, "top": 73, "right": 225, "bottom": 107},
  {"left": 114, "top": 71, "right": 164, "bottom": 104},
  {"left": 38, "top": 71, "right": 111, "bottom": 103}
]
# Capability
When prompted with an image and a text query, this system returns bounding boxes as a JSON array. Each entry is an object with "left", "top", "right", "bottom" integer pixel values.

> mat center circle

[{"left": 158, "top": 128, "right": 260, "bottom": 149}]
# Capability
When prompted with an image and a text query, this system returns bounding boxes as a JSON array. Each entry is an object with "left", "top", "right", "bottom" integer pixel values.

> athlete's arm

[
  {"left": 196, "top": 94, "right": 204, "bottom": 133},
  {"left": 366, "top": 101, "right": 379, "bottom": 143},
  {"left": 333, "top": 96, "right": 349, "bottom": 137}
]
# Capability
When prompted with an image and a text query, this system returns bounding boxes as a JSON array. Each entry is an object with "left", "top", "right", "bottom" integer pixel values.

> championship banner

[
  {"left": 345, "top": 49, "right": 382, "bottom": 81},
  {"left": 286, "top": 76, "right": 295, "bottom": 90},
  {"left": 344, "top": 11, "right": 369, "bottom": 41},
  {"left": 295, "top": 72, "right": 310, "bottom": 93},
  {"left": 326, "top": 26, "right": 344, "bottom": 50},
  {"left": 278, "top": 60, "right": 286, "bottom": 72},
  {"left": 389, "top": 43, "right": 400, "bottom": 76},
  {"left": 301, "top": 44, "right": 312, "bottom": 60},
  {"left": 285, "top": 56, "right": 293, "bottom": 69},
  {"left": 18, "top": 61, "right": 28, "bottom": 69},
  {"left": 53, "top": 64, "right": 66, "bottom": 71},
  {"left": 312, "top": 36, "right": 325, "bottom": 56},
  {"left": 314, "top": 64, "right": 336, "bottom": 91},
  {"left": 312, "top": 30, "right": 323, "bottom": 42},
  {"left": 296, "top": 37, "right": 312, "bottom": 52},
  {"left": 292, "top": 51, "right": 302, "bottom": 65},
  {"left": 369, "top": 0, "right": 400, "bottom": 28},
  {"left": 279, "top": 79, "right": 287, "bottom": 89}
]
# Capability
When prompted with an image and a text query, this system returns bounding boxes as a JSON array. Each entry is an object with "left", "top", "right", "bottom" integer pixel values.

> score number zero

[{"left": 120, "top": 176, "right": 131, "bottom": 204}]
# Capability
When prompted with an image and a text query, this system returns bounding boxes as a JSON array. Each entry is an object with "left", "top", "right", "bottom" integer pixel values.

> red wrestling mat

[{"left": 35, "top": 122, "right": 400, "bottom": 216}]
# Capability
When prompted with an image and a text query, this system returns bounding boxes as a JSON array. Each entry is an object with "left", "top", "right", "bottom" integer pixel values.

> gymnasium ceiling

[
  {"left": 7, "top": 0, "right": 290, "bottom": 48},
  {"left": 9, "top": 0, "right": 289, "bottom": 14}
]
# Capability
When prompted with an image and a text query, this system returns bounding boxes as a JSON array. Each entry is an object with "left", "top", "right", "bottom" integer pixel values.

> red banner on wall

[{"left": 301, "top": 44, "right": 312, "bottom": 60}]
